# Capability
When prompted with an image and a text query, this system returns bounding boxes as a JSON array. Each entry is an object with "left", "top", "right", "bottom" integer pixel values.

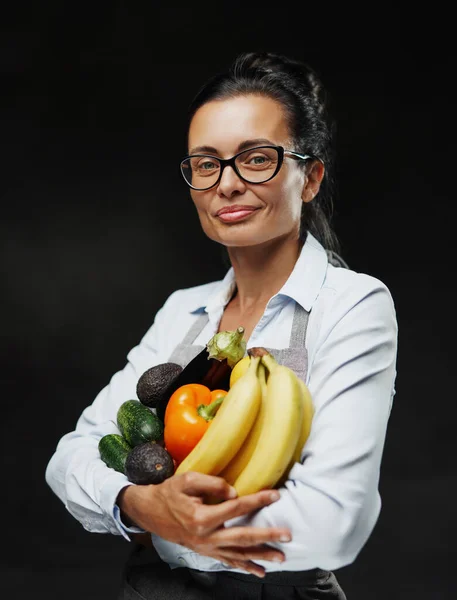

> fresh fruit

[
  {"left": 136, "top": 363, "right": 183, "bottom": 408},
  {"left": 220, "top": 362, "right": 268, "bottom": 484},
  {"left": 276, "top": 377, "right": 315, "bottom": 487},
  {"left": 175, "top": 355, "right": 262, "bottom": 476},
  {"left": 229, "top": 355, "right": 250, "bottom": 388},
  {"left": 125, "top": 442, "right": 175, "bottom": 485},
  {"left": 206, "top": 326, "right": 247, "bottom": 368},
  {"left": 290, "top": 378, "right": 314, "bottom": 465},
  {"left": 232, "top": 348, "right": 304, "bottom": 496},
  {"left": 98, "top": 433, "right": 132, "bottom": 474},
  {"left": 117, "top": 399, "right": 164, "bottom": 447},
  {"left": 164, "top": 384, "right": 228, "bottom": 465}
]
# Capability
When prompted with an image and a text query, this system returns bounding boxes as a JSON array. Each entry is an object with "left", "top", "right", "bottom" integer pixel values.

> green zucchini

[
  {"left": 117, "top": 399, "right": 164, "bottom": 447},
  {"left": 98, "top": 433, "right": 132, "bottom": 474}
]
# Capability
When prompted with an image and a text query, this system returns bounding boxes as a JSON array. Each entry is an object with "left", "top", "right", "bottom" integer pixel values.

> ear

[{"left": 301, "top": 160, "right": 325, "bottom": 204}]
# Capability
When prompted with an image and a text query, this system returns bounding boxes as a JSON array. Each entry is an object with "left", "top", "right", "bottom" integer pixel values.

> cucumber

[
  {"left": 117, "top": 399, "right": 164, "bottom": 447},
  {"left": 98, "top": 433, "right": 132, "bottom": 474}
]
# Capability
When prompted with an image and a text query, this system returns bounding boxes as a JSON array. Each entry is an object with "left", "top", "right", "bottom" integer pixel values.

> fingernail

[
  {"left": 269, "top": 491, "right": 280, "bottom": 501},
  {"left": 228, "top": 487, "right": 238, "bottom": 499},
  {"left": 280, "top": 534, "right": 291, "bottom": 542},
  {"left": 272, "top": 556, "right": 284, "bottom": 563}
]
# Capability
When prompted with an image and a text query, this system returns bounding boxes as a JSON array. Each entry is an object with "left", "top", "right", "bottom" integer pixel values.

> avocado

[
  {"left": 125, "top": 442, "right": 175, "bottom": 485},
  {"left": 136, "top": 363, "right": 183, "bottom": 408}
]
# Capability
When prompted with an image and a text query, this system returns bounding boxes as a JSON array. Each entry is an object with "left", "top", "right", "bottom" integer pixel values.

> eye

[
  {"left": 196, "top": 159, "right": 219, "bottom": 171},
  {"left": 249, "top": 155, "right": 268, "bottom": 165},
  {"left": 239, "top": 151, "right": 274, "bottom": 169}
]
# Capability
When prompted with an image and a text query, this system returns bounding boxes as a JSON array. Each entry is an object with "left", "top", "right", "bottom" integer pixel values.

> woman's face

[{"left": 187, "top": 95, "right": 314, "bottom": 248}]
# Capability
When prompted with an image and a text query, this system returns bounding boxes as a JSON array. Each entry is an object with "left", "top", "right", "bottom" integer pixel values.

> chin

[
  {"left": 212, "top": 226, "right": 299, "bottom": 250},
  {"left": 217, "top": 234, "right": 276, "bottom": 249},
  {"left": 205, "top": 226, "right": 264, "bottom": 247}
]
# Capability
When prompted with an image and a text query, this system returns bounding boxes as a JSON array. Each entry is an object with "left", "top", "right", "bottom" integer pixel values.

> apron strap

[
  {"left": 180, "top": 311, "right": 210, "bottom": 345},
  {"left": 180, "top": 303, "right": 310, "bottom": 351},
  {"left": 289, "top": 302, "right": 310, "bottom": 349}
]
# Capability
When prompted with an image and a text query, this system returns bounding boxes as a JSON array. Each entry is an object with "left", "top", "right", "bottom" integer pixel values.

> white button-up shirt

[{"left": 45, "top": 233, "right": 398, "bottom": 573}]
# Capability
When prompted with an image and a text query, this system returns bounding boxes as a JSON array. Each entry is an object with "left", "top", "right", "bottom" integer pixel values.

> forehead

[{"left": 188, "top": 95, "right": 290, "bottom": 155}]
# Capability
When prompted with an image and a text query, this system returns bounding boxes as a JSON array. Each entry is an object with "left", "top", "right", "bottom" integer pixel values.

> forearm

[
  {"left": 45, "top": 292, "right": 178, "bottom": 539},
  {"left": 45, "top": 426, "right": 138, "bottom": 538},
  {"left": 116, "top": 481, "right": 163, "bottom": 536},
  {"left": 225, "top": 467, "right": 381, "bottom": 570},
  {"left": 117, "top": 485, "right": 142, "bottom": 527}
]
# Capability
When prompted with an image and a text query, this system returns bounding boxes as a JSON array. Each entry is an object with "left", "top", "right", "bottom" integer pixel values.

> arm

[
  {"left": 117, "top": 472, "right": 291, "bottom": 576},
  {"left": 44, "top": 291, "right": 178, "bottom": 539},
  {"left": 45, "top": 289, "right": 292, "bottom": 577},
  {"left": 225, "top": 278, "right": 398, "bottom": 570}
]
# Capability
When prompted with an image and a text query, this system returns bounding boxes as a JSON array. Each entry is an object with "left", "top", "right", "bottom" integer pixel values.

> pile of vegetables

[
  {"left": 99, "top": 400, "right": 173, "bottom": 485},
  {"left": 98, "top": 327, "right": 246, "bottom": 485}
]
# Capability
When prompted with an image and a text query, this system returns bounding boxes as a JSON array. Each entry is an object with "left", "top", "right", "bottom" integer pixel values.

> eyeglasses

[{"left": 180, "top": 145, "right": 313, "bottom": 191}]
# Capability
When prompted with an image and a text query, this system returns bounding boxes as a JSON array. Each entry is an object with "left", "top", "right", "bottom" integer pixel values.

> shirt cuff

[
  {"left": 113, "top": 503, "right": 148, "bottom": 538},
  {"left": 99, "top": 474, "right": 147, "bottom": 540}
]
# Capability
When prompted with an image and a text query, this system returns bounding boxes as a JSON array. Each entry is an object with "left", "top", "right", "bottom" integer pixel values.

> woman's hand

[{"left": 117, "top": 471, "right": 291, "bottom": 577}]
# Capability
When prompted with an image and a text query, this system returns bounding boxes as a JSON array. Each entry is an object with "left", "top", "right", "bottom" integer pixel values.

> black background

[{"left": 2, "top": 3, "right": 455, "bottom": 599}]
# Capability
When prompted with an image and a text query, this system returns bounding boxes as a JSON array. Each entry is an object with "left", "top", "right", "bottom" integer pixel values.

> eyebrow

[{"left": 188, "top": 138, "right": 275, "bottom": 156}]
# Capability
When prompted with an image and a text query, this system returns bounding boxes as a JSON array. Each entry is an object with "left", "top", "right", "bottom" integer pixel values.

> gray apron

[{"left": 118, "top": 300, "right": 347, "bottom": 599}]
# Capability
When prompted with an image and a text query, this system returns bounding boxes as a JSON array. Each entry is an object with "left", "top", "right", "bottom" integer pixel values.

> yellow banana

[
  {"left": 233, "top": 349, "right": 304, "bottom": 496},
  {"left": 293, "top": 378, "right": 314, "bottom": 463},
  {"left": 229, "top": 355, "right": 250, "bottom": 388},
  {"left": 220, "top": 362, "right": 268, "bottom": 484},
  {"left": 175, "top": 355, "right": 262, "bottom": 476},
  {"left": 276, "top": 377, "right": 314, "bottom": 487}
]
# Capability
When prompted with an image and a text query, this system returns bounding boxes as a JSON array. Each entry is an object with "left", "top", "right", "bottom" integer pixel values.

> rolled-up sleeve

[
  {"left": 225, "top": 279, "right": 398, "bottom": 570},
  {"left": 45, "top": 291, "right": 179, "bottom": 540}
]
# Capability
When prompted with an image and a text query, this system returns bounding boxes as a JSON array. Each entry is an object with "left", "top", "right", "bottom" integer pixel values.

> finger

[
  {"left": 199, "top": 489, "right": 283, "bottom": 529},
  {"left": 225, "top": 559, "right": 266, "bottom": 578},
  {"left": 176, "top": 472, "right": 237, "bottom": 501},
  {"left": 220, "top": 544, "right": 285, "bottom": 564},
  {"left": 212, "top": 525, "right": 291, "bottom": 548}
]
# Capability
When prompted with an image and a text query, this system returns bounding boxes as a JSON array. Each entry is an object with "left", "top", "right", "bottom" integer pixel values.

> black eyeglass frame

[{"left": 180, "top": 145, "right": 316, "bottom": 191}]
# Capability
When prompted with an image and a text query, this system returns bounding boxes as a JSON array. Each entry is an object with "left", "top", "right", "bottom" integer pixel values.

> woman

[{"left": 45, "top": 51, "right": 398, "bottom": 599}]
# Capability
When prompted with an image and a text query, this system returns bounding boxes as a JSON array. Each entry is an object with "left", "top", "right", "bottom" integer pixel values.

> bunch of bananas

[{"left": 174, "top": 347, "right": 314, "bottom": 495}]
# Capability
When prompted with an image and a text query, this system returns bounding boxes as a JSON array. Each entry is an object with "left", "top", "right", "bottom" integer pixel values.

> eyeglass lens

[{"left": 181, "top": 146, "right": 280, "bottom": 189}]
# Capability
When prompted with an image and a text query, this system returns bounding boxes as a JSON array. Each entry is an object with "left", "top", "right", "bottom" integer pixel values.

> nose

[{"left": 216, "top": 164, "right": 246, "bottom": 198}]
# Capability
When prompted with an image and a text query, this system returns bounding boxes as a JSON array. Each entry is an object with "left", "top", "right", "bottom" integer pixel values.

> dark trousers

[{"left": 118, "top": 544, "right": 347, "bottom": 600}]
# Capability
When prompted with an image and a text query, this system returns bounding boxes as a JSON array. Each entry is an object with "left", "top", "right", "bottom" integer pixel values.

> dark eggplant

[{"left": 155, "top": 351, "right": 232, "bottom": 422}]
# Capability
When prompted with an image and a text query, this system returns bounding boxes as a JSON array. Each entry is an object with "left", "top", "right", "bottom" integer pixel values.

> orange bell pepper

[{"left": 164, "top": 383, "right": 227, "bottom": 465}]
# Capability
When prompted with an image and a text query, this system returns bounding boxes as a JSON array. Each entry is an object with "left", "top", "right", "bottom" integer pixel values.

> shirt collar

[
  {"left": 188, "top": 232, "right": 328, "bottom": 314},
  {"left": 188, "top": 267, "right": 236, "bottom": 314},
  {"left": 279, "top": 232, "right": 329, "bottom": 311}
]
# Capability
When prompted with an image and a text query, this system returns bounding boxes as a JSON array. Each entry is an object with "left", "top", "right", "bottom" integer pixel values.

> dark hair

[{"left": 186, "top": 51, "right": 341, "bottom": 256}]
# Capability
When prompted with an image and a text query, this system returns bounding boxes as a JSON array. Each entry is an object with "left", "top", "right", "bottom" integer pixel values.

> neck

[{"left": 225, "top": 233, "right": 303, "bottom": 313}]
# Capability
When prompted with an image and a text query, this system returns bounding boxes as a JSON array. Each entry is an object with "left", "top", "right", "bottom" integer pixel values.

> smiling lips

[{"left": 216, "top": 205, "right": 259, "bottom": 223}]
